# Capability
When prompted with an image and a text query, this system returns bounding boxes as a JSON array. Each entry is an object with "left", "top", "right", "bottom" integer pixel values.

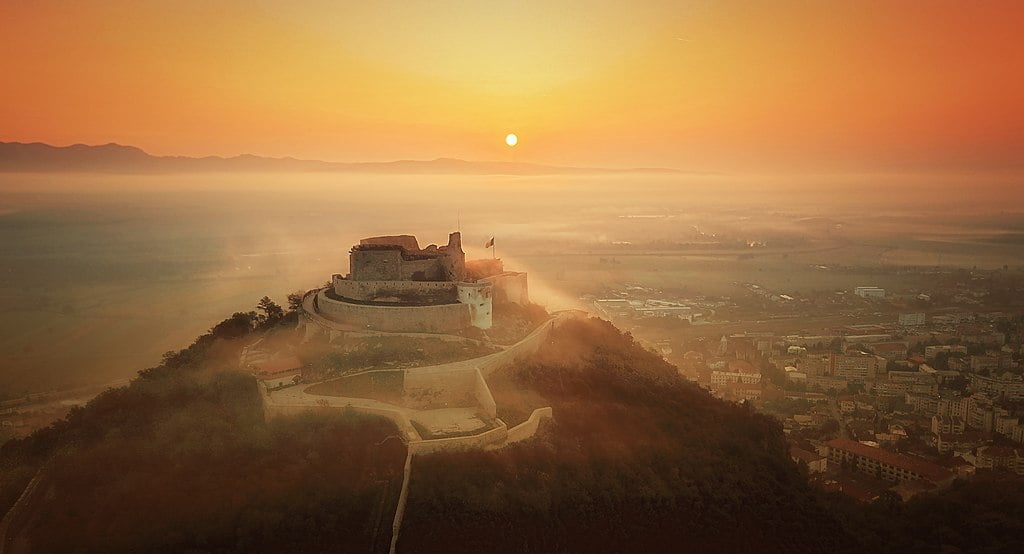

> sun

[{"left": 505, "top": 133, "right": 518, "bottom": 147}]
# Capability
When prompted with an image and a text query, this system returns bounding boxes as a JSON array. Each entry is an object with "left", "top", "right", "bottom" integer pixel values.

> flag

[{"left": 485, "top": 237, "right": 494, "bottom": 248}]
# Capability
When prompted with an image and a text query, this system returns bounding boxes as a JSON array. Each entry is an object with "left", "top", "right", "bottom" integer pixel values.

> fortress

[{"left": 303, "top": 231, "right": 529, "bottom": 335}]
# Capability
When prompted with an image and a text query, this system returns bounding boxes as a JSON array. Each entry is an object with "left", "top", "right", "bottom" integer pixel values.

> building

[
  {"left": 714, "top": 381, "right": 763, "bottom": 402},
  {"left": 833, "top": 352, "right": 885, "bottom": 382},
  {"left": 873, "top": 382, "right": 910, "bottom": 396},
  {"left": 965, "top": 394, "right": 999, "bottom": 432},
  {"left": 872, "top": 342, "right": 908, "bottom": 361},
  {"left": 931, "top": 415, "right": 965, "bottom": 435},
  {"left": 936, "top": 431, "right": 988, "bottom": 454},
  {"left": 975, "top": 446, "right": 1024, "bottom": 475},
  {"left": 970, "top": 372, "right": 1024, "bottom": 401},
  {"left": 854, "top": 286, "right": 886, "bottom": 299},
  {"left": 301, "top": 231, "right": 528, "bottom": 334},
  {"left": 800, "top": 353, "right": 832, "bottom": 376},
  {"left": 937, "top": 395, "right": 970, "bottom": 420},
  {"left": 710, "top": 359, "right": 762, "bottom": 386},
  {"left": 905, "top": 392, "right": 939, "bottom": 414},
  {"left": 924, "top": 344, "right": 967, "bottom": 359},
  {"left": 898, "top": 312, "right": 926, "bottom": 326},
  {"left": 995, "top": 415, "right": 1020, "bottom": 438},
  {"left": 970, "top": 355, "right": 1000, "bottom": 372},
  {"left": 825, "top": 438, "right": 953, "bottom": 487},
  {"left": 710, "top": 359, "right": 762, "bottom": 402},
  {"left": 808, "top": 375, "right": 848, "bottom": 392},
  {"left": 790, "top": 446, "right": 827, "bottom": 473}
]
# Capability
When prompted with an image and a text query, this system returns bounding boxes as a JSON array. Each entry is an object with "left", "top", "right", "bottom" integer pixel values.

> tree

[
  {"left": 210, "top": 311, "right": 258, "bottom": 339},
  {"left": 257, "top": 296, "right": 284, "bottom": 326},
  {"left": 287, "top": 291, "right": 305, "bottom": 312}
]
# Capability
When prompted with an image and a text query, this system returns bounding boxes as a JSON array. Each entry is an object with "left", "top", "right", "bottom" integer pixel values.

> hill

[
  {"left": 0, "top": 141, "right": 681, "bottom": 175},
  {"left": 399, "top": 317, "right": 846, "bottom": 552},
  {"left": 0, "top": 306, "right": 1021, "bottom": 552}
]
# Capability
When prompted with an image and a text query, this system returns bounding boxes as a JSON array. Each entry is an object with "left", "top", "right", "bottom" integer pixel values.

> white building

[{"left": 854, "top": 286, "right": 886, "bottom": 299}]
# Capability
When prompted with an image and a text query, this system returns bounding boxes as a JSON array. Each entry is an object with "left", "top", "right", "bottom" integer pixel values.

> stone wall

[
  {"left": 477, "top": 318, "right": 557, "bottom": 376},
  {"left": 474, "top": 369, "right": 497, "bottom": 419},
  {"left": 350, "top": 249, "right": 401, "bottom": 280},
  {"left": 407, "top": 422, "right": 508, "bottom": 455},
  {"left": 332, "top": 277, "right": 458, "bottom": 304},
  {"left": 316, "top": 289, "right": 470, "bottom": 333},
  {"left": 259, "top": 387, "right": 422, "bottom": 440},
  {"left": 360, "top": 235, "right": 420, "bottom": 251},
  {"left": 504, "top": 407, "right": 553, "bottom": 444},
  {"left": 349, "top": 232, "right": 465, "bottom": 282},
  {"left": 481, "top": 272, "right": 529, "bottom": 305}
]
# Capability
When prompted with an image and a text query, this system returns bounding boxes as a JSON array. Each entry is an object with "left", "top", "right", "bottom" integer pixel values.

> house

[
  {"left": 790, "top": 445, "right": 827, "bottom": 473},
  {"left": 935, "top": 431, "right": 989, "bottom": 454}
]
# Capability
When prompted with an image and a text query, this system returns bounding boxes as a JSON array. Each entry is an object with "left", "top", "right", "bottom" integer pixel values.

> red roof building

[{"left": 824, "top": 438, "right": 953, "bottom": 486}]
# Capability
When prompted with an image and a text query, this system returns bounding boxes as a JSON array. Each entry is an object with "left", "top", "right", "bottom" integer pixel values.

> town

[{"left": 589, "top": 265, "right": 1024, "bottom": 502}]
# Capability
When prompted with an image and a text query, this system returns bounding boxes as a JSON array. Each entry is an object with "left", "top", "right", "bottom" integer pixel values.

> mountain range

[{"left": 0, "top": 141, "right": 681, "bottom": 175}]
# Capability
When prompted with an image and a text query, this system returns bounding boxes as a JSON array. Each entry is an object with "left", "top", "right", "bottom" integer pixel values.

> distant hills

[{"left": 0, "top": 141, "right": 681, "bottom": 175}]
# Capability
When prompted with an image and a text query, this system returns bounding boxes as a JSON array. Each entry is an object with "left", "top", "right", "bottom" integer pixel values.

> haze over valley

[{"left": 1, "top": 167, "right": 1021, "bottom": 398}]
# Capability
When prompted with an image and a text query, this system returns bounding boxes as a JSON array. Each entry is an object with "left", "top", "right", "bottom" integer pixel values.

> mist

[{"left": 0, "top": 170, "right": 1022, "bottom": 398}]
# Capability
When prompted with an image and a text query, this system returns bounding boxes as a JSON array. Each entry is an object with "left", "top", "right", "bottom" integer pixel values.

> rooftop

[
  {"left": 824, "top": 438, "right": 953, "bottom": 482},
  {"left": 790, "top": 446, "right": 825, "bottom": 464}
]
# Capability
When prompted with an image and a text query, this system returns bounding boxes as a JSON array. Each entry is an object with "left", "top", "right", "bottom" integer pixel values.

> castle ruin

[{"left": 303, "top": 231, "right": 528, "bottom": 334}]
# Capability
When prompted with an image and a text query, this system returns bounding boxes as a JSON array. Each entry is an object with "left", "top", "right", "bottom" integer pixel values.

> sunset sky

[{"left": 2, "top": 1, "right": 1022, "bottom": 172}]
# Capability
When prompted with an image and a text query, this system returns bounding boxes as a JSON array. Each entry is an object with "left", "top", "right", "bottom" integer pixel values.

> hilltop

[
  {"left": 0, "top": 141, "right": 682, "bottom": 175},
  {"left": 0, "top": 303, "right": 1021, "bottom": 552}
]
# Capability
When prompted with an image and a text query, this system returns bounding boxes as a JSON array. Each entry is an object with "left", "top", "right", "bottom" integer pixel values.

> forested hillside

[
  {"left": 0, "top": 304, "right": 405, "bottom": 553},
  {"left": 400, "top": 318, "right": 847, "bottom": 552},
  {"left": 0, "top": 311, "right": 1021, "bottom": 552}
]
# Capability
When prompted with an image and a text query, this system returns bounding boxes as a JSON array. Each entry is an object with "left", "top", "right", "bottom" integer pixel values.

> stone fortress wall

[
  {"left": 332, "top": 276, "right": 458, "bottom": 304},
  {"left": 351, "top": 233, "right": 465, "bottom": 282},
  {"left": 481, "top": 271, "right": 529, "bottom": 305},
  {"left": 266, "top": 310, "right": 585, "bottom": 457},
  {"left": 316, "top": 289, "right": 471, "bottom": 333},
  {"left": 311, "top": 231, "right": 502, "bottom": 333}
]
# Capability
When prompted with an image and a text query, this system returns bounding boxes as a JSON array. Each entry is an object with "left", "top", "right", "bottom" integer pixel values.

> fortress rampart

[
  {"left": 480, "top": 271, "right": 529, "bottom": 305},
  {"left": 304, "top": 231, "right": 535, "bottom": 334},
  {"left": 316, "top": 289, "right": 471, "bottom": 333},
  {"left": 332, "top": 276, "right": 458, "bottom": 305}
]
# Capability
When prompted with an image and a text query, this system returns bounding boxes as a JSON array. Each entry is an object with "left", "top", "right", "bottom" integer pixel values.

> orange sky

[{"left": 2, "top": 1, "right": 1022, "bottom": 172}]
